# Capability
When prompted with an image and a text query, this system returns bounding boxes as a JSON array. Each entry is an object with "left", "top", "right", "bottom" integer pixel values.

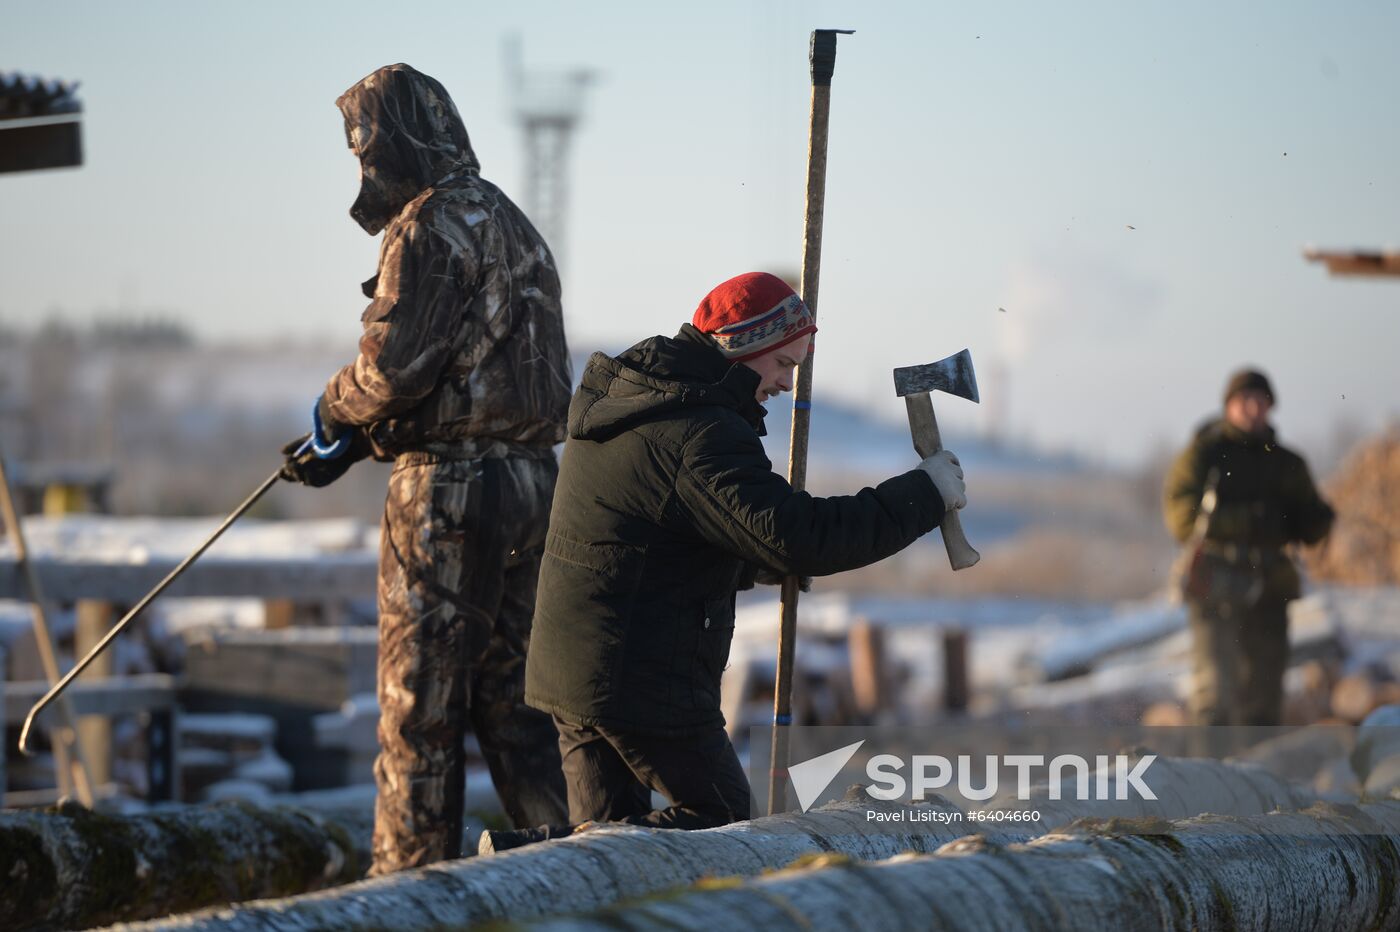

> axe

[{"left": 894, "top": 349, "right": 981, "bottom": 570}]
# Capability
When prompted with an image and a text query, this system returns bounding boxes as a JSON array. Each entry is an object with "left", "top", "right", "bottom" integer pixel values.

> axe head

[{"left": 893, "top": 349, "right": 980, "bottom": 403}]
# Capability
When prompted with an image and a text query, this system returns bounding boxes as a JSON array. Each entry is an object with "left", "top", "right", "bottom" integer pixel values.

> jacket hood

[
  {"left": 569, "top": 325, "right": 767, "bottom": 442},
  {"left": 337, "top": 63, "right": 480, "bottom": 235}
]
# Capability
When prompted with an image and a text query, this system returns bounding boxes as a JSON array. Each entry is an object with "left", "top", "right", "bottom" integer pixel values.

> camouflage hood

[{"left": 338, "top": 63, "right": 481, "bottom": 235}]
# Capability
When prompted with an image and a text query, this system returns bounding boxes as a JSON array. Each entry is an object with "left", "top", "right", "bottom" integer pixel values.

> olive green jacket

[{"left": 1163, "top": 418, "right": 1334, "bottom": 603}]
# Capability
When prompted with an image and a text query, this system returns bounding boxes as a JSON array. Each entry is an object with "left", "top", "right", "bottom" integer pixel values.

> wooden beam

[
  {"left": 3, "top": 674, "right": 177, "bottom": 726},
  {"left": 1304, "top": 248, "right": 1400, "bottom": 278},
  {"left": 0, "top": 555, "right": 377, "bottom": 602}
]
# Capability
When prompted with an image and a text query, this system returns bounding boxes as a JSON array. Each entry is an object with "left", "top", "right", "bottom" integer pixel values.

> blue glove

[{"left": 310, "top": 396, "right": 351, "bottom": 460}]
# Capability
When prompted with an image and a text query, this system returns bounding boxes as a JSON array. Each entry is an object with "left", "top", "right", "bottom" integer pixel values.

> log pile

[
  {"left": 111, "top": 792, "right": 970, "bottom": 931},
  {"left": 116, "top": 757, "right": 1338, "bottom": 931},
  {"left": 522, "top": 803, "right": 1400, "bottom": 932},
  {"left": 1306, "top": 427, "right": 1400, "bottom": 585},
  {"left": 15, "top": 713, "right": 1400, "bottom": 930}
]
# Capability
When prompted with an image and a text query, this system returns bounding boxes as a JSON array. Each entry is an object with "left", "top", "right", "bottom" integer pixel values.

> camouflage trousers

[
  {"left": 370, "top": 453, "right": 568, "bottom": 876},
  {"left": 1186, "top": 596, "right": 1290, "bottom": 727}
]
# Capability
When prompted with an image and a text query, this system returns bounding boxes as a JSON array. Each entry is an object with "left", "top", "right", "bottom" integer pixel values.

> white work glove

[{"left": 918, "top": 450, "right": 966, "bottom": 512}]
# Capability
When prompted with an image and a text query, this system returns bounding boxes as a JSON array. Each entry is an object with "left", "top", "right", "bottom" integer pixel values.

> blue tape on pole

[
  {"left": 775, "top": 713, "right": 793, "bottom": 725},
  {"left": 793, "top": 401, "right": 812, "bottom": 411}
]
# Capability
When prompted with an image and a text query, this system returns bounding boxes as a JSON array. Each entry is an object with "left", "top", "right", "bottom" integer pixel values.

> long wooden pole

[
  {"left": 768, "top": 28, "right": 852, "bottom": 816},
  {"left": 0, "top": 451, "right": 95, "bottom": 804}
]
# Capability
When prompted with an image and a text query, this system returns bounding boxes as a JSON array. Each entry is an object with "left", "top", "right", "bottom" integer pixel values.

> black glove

[
  {"left": 754, "top": 568, "right": 812, "bottom": 592},
  {"left": 280, "top": 434, "right": 357, "bottom": 488}
]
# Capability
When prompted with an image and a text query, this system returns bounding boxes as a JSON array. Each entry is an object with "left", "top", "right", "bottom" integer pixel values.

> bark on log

[
  {"left": 115, "top": 757, "right": 1329, "bottom": 931},
  {"left": 0, "top": 800, "right": 369, "bottom": 930},
  {"left": 112, "top": 792, "right": 970, "bottom": 931},
  {"left": 524, "top": 802, "right": 1400, "bottom": 932}
]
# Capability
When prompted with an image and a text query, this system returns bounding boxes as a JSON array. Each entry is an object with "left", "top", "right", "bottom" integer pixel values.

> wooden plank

[
  {"left": 0, "top": 555, "right": 377, "bottom": 602},
  {"left": 3, "top": 673, "right": 177, "bottom": 726}
]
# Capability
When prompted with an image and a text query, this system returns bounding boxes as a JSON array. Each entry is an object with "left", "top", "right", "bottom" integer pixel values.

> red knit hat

[{"left": 692, "top": 272, "right": 817, "bottom": 362}]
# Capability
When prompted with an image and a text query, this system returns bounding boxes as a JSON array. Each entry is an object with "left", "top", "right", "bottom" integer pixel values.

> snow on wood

[
  {"left": 0, "top": 556, "right": 377, "bottom": 602},
  {"left": 0, "top": 515, "right": 374, "bottom": 562},
  {"left": 524, "top": 802, "right": 1400, "bottom": 932},
  {"left": 115, "top": 791, "right": 972, "bottom": 931},
  {"left": 0, "top": 516, "right": 378, "bottom": 601},
  {"left": 1021, "top": 601, "right": 1184, "bottom": 682},
  {"left": 0, "top": 800, "right": 369, "bottom": 930}
]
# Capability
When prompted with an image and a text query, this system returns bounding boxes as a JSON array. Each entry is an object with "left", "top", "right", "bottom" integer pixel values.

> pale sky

[{"left": 2, "top": 0, "right": 1397, "bottom": 465}]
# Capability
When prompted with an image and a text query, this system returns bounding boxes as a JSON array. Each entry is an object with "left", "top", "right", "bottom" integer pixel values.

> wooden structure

[
  {"left": 0, "top": 528, "right": 376, "bottom": 804},
  {"left": 1304, "top": 247, "right": 1400, "bottom": 278},
  {"left": 0, "top": 72, "right": 83, "bottom": 175}
]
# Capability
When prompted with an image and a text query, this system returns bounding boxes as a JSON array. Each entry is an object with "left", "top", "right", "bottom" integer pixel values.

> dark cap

[{"left": 1223, "top": 368, "right": 1275, "bottom": 407}]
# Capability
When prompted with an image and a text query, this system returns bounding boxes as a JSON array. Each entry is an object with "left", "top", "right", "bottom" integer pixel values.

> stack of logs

[{"left": 6, "top": 711, "right": 1400, "bottom": 930}]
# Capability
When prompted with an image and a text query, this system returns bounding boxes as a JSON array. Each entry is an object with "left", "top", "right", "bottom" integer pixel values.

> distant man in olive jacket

[
  {"left": 1163, "top": 369, "right": 1334, "bottom": 725},
  {"left": 479, "top": 272, "right": 966, "bottom": 852}
]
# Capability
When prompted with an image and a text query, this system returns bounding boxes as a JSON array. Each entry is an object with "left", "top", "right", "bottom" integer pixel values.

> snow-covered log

[
  {"left": 113, "top": 791, "right": 969, "bottom": 931},
  {"left": 1, "top": 800, "right": 368, "bottom": 931},
  {"left": 526, "top": 802, "right": 1400, "bottom": 932},
  {"left": 1024, "top": 602, "right": 1184, "bottom": 682},
  {"left": 1355, "top": 704, "right": 1400, "bottom": 797},
  {"left": 1232, "top": 724, "right": 1356, "bottom": 787},
  {"left": 116, "top": 756, "right": 1329, "bottom": 931},
  {"left": 979, "top": 753, "right": 1316, "bottom": 826}
]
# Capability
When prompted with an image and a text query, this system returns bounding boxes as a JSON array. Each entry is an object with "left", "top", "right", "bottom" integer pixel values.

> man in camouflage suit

[
  {"left": 1163, "top": 368, "right": 1334, "bottom": 726},
  {"left": 281, "top": 63, "right": 571, "bottom": 874}
]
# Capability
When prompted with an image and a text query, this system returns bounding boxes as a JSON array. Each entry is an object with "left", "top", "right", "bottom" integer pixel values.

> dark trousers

[
  {"left": 554, "top": 716, "right": 751, "bottom": 829},
  {"left": 371, "top": 456, "right": 568, "bottom": 876}
]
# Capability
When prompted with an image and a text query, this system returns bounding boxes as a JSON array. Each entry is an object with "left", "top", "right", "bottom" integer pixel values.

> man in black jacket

[{"left": 484, "top": 272, "right": 966, "bottom": 851}]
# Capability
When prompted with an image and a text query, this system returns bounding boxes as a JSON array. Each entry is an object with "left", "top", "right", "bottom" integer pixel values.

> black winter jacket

[{"left": 524, "top": 326, "right": 945, "bottom": 734}]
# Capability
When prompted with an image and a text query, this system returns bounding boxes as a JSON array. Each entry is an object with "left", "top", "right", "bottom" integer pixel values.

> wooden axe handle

[{"left": 905, "top": 393, "right": 980, "bottom": 570}]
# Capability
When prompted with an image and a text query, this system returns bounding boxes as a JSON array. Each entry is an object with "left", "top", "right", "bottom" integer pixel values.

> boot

[{"left": 477, "top": 822, "right": 576, "bottom": 855}]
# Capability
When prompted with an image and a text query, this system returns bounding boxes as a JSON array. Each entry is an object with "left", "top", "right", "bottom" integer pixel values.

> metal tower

[{"left": 504, "top": 36, "right": 595, "bottom": 271}]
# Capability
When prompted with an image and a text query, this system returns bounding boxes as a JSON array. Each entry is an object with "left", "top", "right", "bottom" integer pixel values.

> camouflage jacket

[{"left": 323, "top": 64, "right": 571, "bottom": 460}]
